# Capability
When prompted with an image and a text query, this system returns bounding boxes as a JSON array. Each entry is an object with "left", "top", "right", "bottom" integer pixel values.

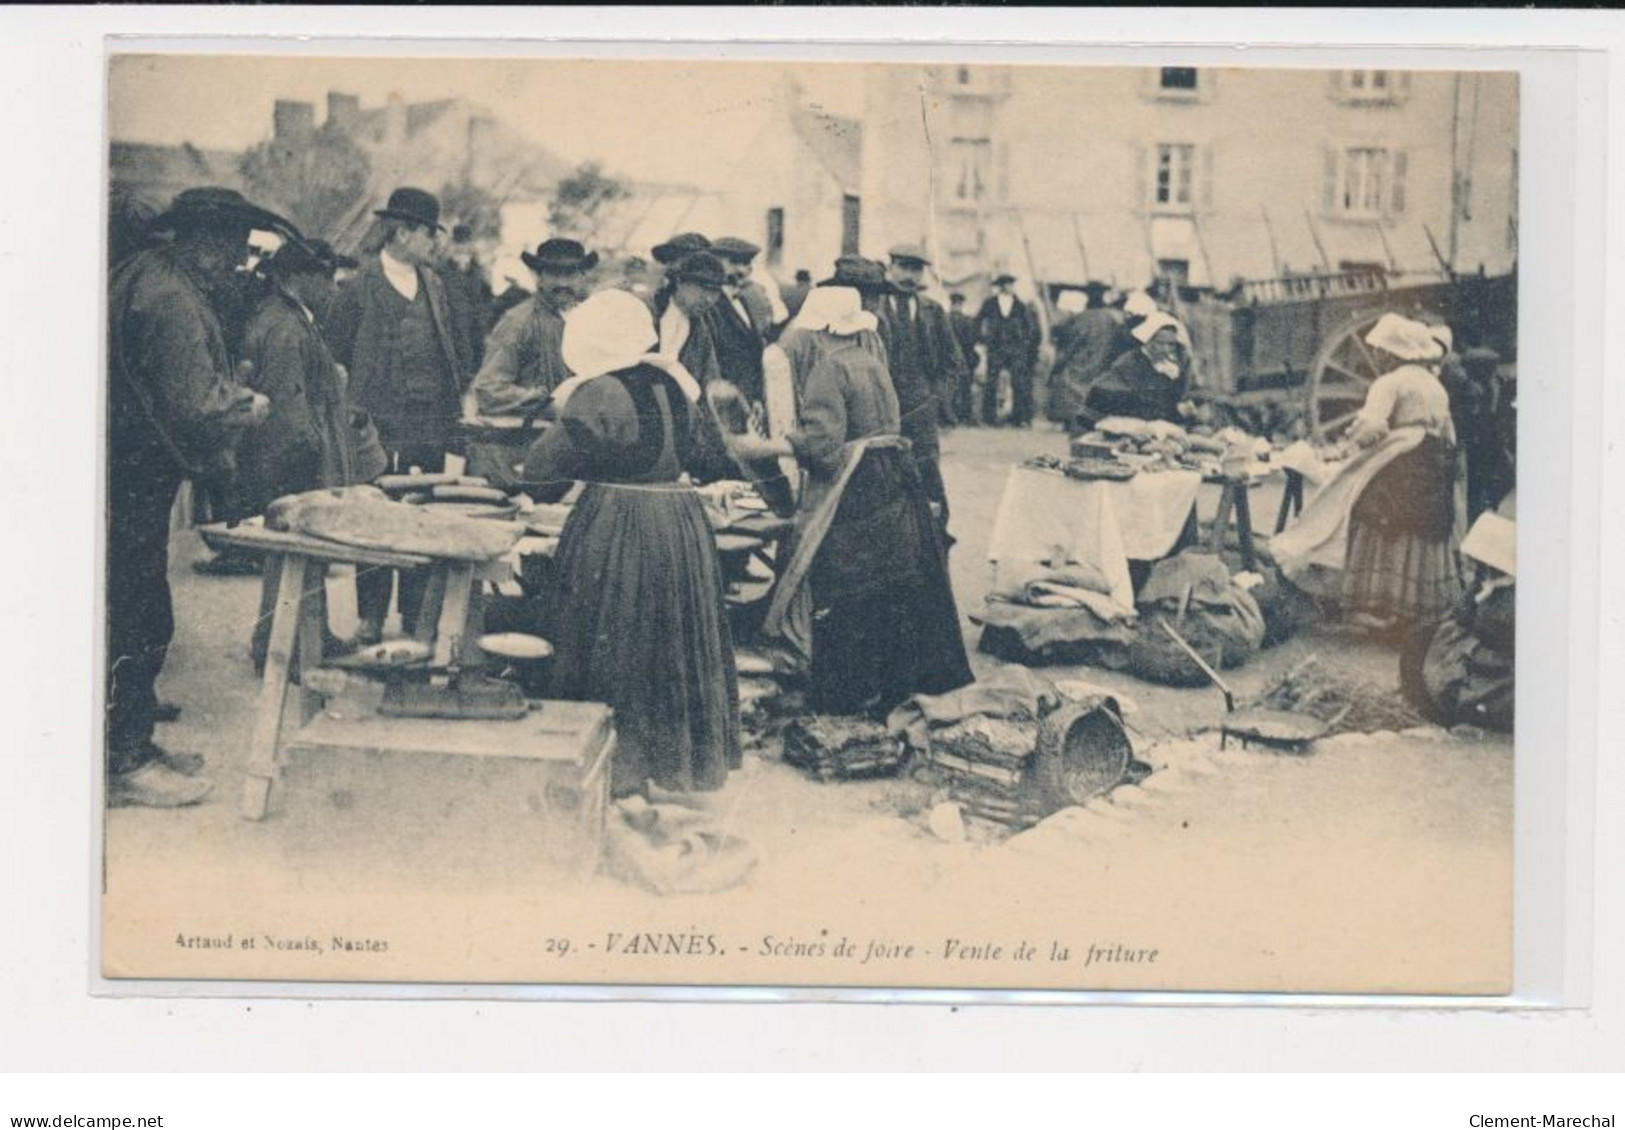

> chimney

[
  {"left": 273, "top": 100, "right": 316, "bottom": 142},
  {"left": 384, "top": 92, "right": 407, "bottom": 148},
  {"left": 326, "top": 92, "right": 361, "bottom": 133}
]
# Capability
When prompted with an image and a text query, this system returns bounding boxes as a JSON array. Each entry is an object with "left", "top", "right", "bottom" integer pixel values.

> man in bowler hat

[
  {"left": 325, "top": 187, "right": 469, "bottom": 645},
  {"left": 976, "top": 272, "right": 1041, "bottom": 427}
]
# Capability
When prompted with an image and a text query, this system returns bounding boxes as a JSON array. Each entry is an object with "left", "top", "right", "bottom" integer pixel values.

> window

[
  {"left": 957, "top": 67, "right": 972, "bottom": 85},
  {"left": 1160, "top": 67, "right": 1199, "bottom": 91},
  {"left": 765, "top": 207, "right": 784, "bottom": 268},
  {"left": 1339, "top": 70, "right": 1406, "bottom": 104},
  {"left": 841, "top": 195, "right": 861, "bottom": 255},
  {"left": 1324, "top": 146, "right": 1408, "bottom": 219},
  {"left": 1152, "top": 143, "right": 1197, "bottom": 211},
  {"left": 1155, "top": 259, "right": 1190, "bottom": 288},
  {"left": 951, "top": 138, "right": 992, "bottom": 202}
]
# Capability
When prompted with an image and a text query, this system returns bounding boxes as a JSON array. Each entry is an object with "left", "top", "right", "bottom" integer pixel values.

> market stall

[{"left": 978, "top": 417, "right": 1282, "bottom": 669}]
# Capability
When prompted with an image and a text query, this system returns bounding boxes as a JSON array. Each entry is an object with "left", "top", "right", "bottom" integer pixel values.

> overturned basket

[
  {"left": 1029, "top": 700, "right": 1134, "bottom": 810},
  {"left": 929, "top": 698, "right": 1134, "bottom": 827}
]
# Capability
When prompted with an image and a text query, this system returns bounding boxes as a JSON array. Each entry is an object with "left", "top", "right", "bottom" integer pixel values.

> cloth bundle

[
  {"left": 781, "top": 715, "right": 906, "bottom": 781},
  {"left": 603, "top": 796, "right": 758, "bottom": 896},
  {"left": 890, "top": 669, "right": 1131, "bottom": 829},
  {"left": 988, "top": 561, "right": 1130, "bottom": 623}
]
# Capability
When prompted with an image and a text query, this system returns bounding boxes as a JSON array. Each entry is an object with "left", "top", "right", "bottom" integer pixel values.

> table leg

[
  {"left": 1234, "top": 486, "right": 1257, "bottom": 572},
  {"left": 432, "top": 561, "right": 477, "bottom": 670},
  {"left": 294, "top": 564, "right": 326, "bottom": 726},
  {"left": 1275, "top": 470, "right": 1305, "bottom": 534},
  {"left": 1209, "top": 482, "right": 1236, "bottom": 554},
  {"left": 413, "top": 569, "right": 447, "bottom": 646},
  {"left": 241, "top": 553, "right": 308, "bottom": 820}
]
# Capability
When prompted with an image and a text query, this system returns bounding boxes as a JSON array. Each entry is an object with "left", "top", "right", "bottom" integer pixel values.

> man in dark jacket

[
  {"left": 882, "top": 244, "right": 967, "bottom": 528},
  {"left": 472, "top": 238, "right": 596, "bottom": 417},
  {"left": 239, "top": 237, "right": 359, "bottom": 670},
  {"left": 324, "top": 187, "right": 468, "bottom": 644},
  {"left": 706, "top": 237, "right": 771, "bottom": 407},
  {"left": 947, "top": 292, "right": 981, "bottom": 425},
  {"left": 438, "top": 223, "right": 495, "bottom": 373},
  {"left": 977, "top": 273, "right": 1042, "bottom": 427},
  {"left": 107, "top": 187, "right": 279, "bottom": 807}
]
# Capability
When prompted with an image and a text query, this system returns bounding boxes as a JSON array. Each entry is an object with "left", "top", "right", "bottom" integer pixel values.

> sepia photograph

[{"left": 101, "top": 51, "right": 1522, "bottom": 995}]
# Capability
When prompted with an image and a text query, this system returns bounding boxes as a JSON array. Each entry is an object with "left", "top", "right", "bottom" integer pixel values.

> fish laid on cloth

[{"left": 266, "top": 487, "right": 524, "bottom": 561}]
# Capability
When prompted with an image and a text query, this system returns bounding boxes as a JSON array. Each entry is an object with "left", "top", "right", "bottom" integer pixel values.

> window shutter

[
  {"left": 1390, "top": 149, "right": 1408, "bottom": 215},
  {"left": 1321, "top": 147, "right": 1340, "bottom": 215},
  {"left": 1329, "top": 70, "right": 1344, "bottom": 100},
  {"left": 1135, "top": 143, "right": 1150, "bottom": 212},
  {"left": 1201, "top": 145, "right": 1215, "bottom": 212},
  {"left": 1395, "top": 71, "right": 1413, "bottom": 102}
]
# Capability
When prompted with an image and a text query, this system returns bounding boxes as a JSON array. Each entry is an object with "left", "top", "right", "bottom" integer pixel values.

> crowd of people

[
  {"left": 105, "top": 183, "right": 991, "bottom": 811},
  {"left": 105, "top": 179, "right": 1516, "bottom": 813}
]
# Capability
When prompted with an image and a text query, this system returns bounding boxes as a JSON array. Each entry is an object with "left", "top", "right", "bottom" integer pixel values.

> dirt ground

[{"left": 103, "top": 423, "right": 1513, "bottom": 995}]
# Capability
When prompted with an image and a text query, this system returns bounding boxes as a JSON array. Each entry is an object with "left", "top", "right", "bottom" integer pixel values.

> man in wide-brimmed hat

[
  {"left": 472, "top": 238, "right": 601, "bottom": 418},
  {"left": 240, "top": 235, "right": 374, "bottom": 671},
  {"left": 655, "top": 250, "right": 727, "bottom": 373},
  {"left": 438, "top": 222, "right": 495, "bottom": 372},
  {"left": 106, "top": 186, "right": 284, "bottom": 807},
  {"left": 326, "top": 187, "right": 468, "bottom": 646},
  {"left": 975, "top": 270, "right": 1041, "bottom": 427},
  {"left": 649, "top": 250, "right": 759, "bottom": 485},
  {"left": 879, "top": 243, "right": 967, "bottom": 531}
]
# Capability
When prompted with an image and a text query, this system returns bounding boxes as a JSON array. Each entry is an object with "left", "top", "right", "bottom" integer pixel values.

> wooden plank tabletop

[{"left": 200, "top": 520, "right": 437, "bottom": 568}]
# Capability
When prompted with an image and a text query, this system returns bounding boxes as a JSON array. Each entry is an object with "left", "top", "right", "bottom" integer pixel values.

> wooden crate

[{"left": 273, "top": 699, "right": 613, "bottom": 883}]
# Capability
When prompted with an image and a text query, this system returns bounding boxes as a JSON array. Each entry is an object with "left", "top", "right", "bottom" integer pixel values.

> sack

[{"left": 1126, "top": 553, "right": 1266, "bottom": 685}]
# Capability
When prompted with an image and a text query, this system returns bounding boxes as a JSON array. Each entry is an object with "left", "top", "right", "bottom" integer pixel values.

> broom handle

[{"left": 1158, "top": 617, "right": 1235, "bottom": 712}]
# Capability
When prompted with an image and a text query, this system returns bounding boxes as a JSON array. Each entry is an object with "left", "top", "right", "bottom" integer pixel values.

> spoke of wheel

[
  {"left": 1321, "top": 359, "right": 1365, "bottom": 385},
  {"left": 1318, "top": 408, "right": 1360, "bottom": 434},
  {"left": 1353, "top": 332, "right": 1382, "bottom": 381}
]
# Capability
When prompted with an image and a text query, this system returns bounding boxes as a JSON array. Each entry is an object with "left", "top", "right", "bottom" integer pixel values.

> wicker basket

[{"left": 1029, "top": 700, "right": 1133, "bottom": 809}]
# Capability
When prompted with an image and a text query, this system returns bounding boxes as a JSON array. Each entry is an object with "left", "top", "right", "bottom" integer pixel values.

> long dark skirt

[
  {"left": 809, "top": 446, "right": 973, "bottom": 716},
  {"left": 1342, "top": 436, "right": 1462, "bottom": 623},
  {"left": 546, "top": 482, "right": 741, "bottom": 796}
]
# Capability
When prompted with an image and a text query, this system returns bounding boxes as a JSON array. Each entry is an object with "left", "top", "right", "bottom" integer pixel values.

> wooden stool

[
  {"left": 1274, "top": 469, "right": 1306, "bottom": 534},
  {"left": 1208, "top": 475, "right": 1258, "bottom": 572}
]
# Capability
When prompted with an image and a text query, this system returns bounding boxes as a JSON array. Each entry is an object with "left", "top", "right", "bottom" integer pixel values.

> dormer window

[
  {"left": 1339, "top": 70, "right": 1409, "bottom": 104},
  {"left": 1160, "top": 67, "right": 1198, "bottom": 92}
]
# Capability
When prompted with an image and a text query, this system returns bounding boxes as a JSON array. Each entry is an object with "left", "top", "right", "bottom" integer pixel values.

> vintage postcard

[{"left": 101, "top": 50, "right": 1520, "bottom": 995}]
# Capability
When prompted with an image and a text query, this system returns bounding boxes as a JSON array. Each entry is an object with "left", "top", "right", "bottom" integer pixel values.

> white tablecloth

[{"left": 986, "top": 465, "right": 1204, "bottom": 610}]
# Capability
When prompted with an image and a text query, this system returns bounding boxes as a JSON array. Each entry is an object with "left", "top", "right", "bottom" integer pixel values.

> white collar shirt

[{"left": 380, "top": 248, "right": 420, "bottom": 302}]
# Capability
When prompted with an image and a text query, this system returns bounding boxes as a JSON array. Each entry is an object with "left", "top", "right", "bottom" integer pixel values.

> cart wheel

[
  {"left": 1307, "top": 303, "right": 1446, "bottom": 440},
  {"left": 1307, "top": 310, "right": 1388, "bottom": 440}
]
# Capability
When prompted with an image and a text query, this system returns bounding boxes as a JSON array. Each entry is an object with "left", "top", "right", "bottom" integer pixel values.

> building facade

[{"left": 841, "top": 65, "right": 1517, "bottom": 308}]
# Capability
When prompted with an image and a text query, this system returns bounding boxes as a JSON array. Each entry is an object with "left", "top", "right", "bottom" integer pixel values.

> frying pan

[{"left": 1157, "top": 618, "right": 1339, "bottom": 752}]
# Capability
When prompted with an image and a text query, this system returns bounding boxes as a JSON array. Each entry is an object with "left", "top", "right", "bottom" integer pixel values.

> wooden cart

[{"left": 1176, "top": 267, "right": 1517, "bottom": 437}]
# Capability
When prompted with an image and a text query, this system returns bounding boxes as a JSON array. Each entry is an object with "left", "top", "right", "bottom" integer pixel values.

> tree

[
  {"left": 239, "top": 125, "right": 370, "bottom": 237},
  {"left": 437, "top": 181, "right": 503, "bottom": 242},
  {"left": 547, "top": 161, "right": 630, "bottom": 243}
]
